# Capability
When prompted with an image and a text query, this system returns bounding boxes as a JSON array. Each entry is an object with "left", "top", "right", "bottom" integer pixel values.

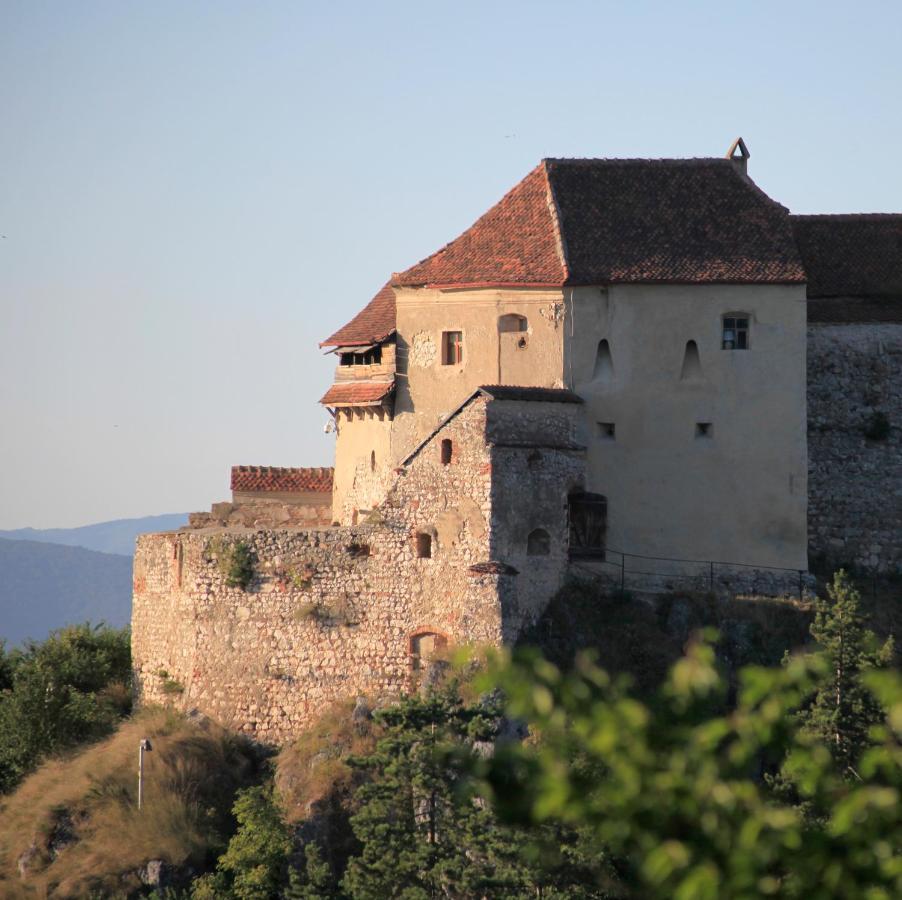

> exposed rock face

[{"left": 808, "top": 323, "right": 902, "bottom": 574}]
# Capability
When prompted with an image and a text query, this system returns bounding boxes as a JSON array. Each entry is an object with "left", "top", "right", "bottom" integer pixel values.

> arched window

[
  {"left": 680, "top": 340, "right": 702, "bottom": 380},
  {"left": 498, "top": 313, "right": 528, "bottom": 333},
  {"left": 593, "top": 339, "right": 614, "bottom": 383},
  {"left": 527, "top": 528, "right": 551, "bottom": 556}
]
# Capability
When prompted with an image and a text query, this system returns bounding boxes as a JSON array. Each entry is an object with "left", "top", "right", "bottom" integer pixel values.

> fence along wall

[{"left": 807, "top": 322, "right": 902, "bottom": 574}]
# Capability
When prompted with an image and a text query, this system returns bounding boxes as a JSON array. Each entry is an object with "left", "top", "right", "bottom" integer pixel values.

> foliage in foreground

[
  {"left": 474, "top": 625, "right": 901, "bottom": 896},
  {"left": 0, "top": 623, "right": 132, "bottom": 794}
]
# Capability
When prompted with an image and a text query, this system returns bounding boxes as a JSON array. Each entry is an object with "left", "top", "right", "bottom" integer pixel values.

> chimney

[{"left": 725, "top": 137, "right": 750, "bottom": 176}]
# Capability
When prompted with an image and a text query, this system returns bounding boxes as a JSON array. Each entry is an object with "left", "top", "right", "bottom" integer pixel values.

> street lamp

[{"left": 138, "top": 738, "right": 152, "bottom": 810}]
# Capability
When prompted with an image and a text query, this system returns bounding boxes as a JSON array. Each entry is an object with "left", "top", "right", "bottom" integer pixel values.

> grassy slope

[{"left": 0, "top": 708, "right": 259, "bottom": 899}]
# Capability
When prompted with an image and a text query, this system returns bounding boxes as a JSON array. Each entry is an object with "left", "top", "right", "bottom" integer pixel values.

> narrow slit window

[
  {"left": 722, "top": 316, "right": 749, "bottom": 350},
  {"left": 440, "top": 438, "right": 452, "bottom": 465},
  {"left": 442, "top": 331, "right": 463, "bottom": 365},
  {"left": 416, "top": 533, "right": 432, "bottom": 559}
]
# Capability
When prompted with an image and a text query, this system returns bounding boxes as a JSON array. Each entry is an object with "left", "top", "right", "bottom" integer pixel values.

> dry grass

[
  {"left": 0, "top": 707, "right": 258, "bottom": 899},
  {"left": 275, "top": 701, "right": 378, "bottom": 824}
]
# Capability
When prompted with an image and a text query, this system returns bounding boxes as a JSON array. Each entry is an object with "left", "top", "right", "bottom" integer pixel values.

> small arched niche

[
  {"left": 593, "top": 339, "right": 614, "bottom": 385},
  {"left": 409, "top": 630, "right": 448, "bottom": 673},
  {"left": 527, "top": 528, "right": 551, "bottom": 556},
  {"left": 498, "top": 313, "right": 528, "bottom": 333},
  {"left": 680, "top": 340, "right": 703, "bottom": 381}
]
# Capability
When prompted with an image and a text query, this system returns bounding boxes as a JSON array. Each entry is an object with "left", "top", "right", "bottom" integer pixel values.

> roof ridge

[
  {"left": 543, "top": 156, "right": 731, "bottom": 166},
  {"left": 541, "top": 160, "right": 570, "bottom": 281},
  {"left": 792, "top": 213, "right": 902, "bottom": 220}
]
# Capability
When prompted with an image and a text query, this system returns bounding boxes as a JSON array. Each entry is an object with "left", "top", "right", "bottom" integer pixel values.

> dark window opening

[
  {"left": 416, "top": 533, "right": 432, "bottom": 559},
  {"left": 598, "top": 422, "right": 616, "bottom": 440},
  {"left": 696, "top": 422, "right": 713, "bottom": 438},
  {"left": 527, "top": 528, "right": 551, "bottom": 556},
  {"left": 442, "top": 331, "right": 463, "bottom": 365},
  {"left": 568, "top": 491, "right": 607, "bottom": 559},
  {"left": 347, "top": 543, "right": 371, "bottom": 558},
  {"left": 722, "top": 316, "right": 749, "bottom": 350},
  {"left": 370, "top": 450, "right": 376, "bottom": 471},
  {"left": 440, "top": 438, "right": 452, "bottom": 465},
  {"left": 527, "top": 450, "right": 542, "bottom": 469},
  {"left": 340, "top": 346, "right": 383, "bottom": 366}
]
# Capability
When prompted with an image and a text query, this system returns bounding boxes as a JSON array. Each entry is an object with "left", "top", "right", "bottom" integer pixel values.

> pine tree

[
  {"left": 800, "top": 569, "right": 894, "bottom": 776},
  {"left": 285, "top": 843, "right": 344, "bottom": 900}
]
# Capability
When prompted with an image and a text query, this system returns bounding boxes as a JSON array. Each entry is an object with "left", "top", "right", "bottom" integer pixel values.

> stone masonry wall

[
  {"left": 133, "top": 397, "right": 564, "bottom": 743},
  {"left": 807, "top": 322, "right": 902, "bottom": 574}
]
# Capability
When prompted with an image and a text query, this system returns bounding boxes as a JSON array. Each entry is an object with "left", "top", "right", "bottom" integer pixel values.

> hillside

[
  {"left": 0, "top": 539, "right": 132, "bottom": 646},
  {"left": 0, "top": 513, "right": 189, "bottom": 558}
]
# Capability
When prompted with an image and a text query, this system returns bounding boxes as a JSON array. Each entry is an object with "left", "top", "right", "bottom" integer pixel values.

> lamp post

[{"left": 138, "top": 738, "right": 152, "bottom": 810}]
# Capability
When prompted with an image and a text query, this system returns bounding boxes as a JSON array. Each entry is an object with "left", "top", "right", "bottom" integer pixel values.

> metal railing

[{"left": 570, "top": 546, "right": 810, "bottom": 601}]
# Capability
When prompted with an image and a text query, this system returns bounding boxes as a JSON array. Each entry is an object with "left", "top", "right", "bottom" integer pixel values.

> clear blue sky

[{"left": 2, "top": 0, "right": 900, "bottom": 528}]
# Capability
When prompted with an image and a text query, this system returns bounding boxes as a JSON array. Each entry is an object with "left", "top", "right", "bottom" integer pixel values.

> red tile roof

[
  {"left": 319, "top": 380, "right": 394, "bottom": 407},
  {"left": 396, "top": 164, "right": 566, "bottom": 288},
  {"left": 393, "top": 158, "right": 804, "bottom": 289},
  {"left": 231, "top": 466, "right": 333, "bottom": 494},
  {"left": 792, "top": 215, "right": 902, "bottom": 299},
  {"left": 320, "top": 282, "right": 397, "bottom": 348}
]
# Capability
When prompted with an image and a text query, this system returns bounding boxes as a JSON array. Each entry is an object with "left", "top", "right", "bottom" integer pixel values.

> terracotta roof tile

[
  {"left": 231, "top": 466, "right": 333, "bottom": 493},
  {"left": 792, "top": 214, "right": 902, "bottom": 300},
  {"left": 548, "top": 158, "right": 804, "bottom": 284},
  {"left": 395, "top": 164, "right": 566, "bottom": 288},
  {"left": 319, "top": 380, "right": 394, "bottom": 407},
  {"left": 393, "top": 158, "right": 804, "bottom": 289},
  {"left": 320, "top": 282, "right": 396, "bottom": 347}
]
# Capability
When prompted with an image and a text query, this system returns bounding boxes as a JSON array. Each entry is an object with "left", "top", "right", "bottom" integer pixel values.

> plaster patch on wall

[
  {"left": 539, "top": 301, "right": 565, "bottom": 329},
  {"left": 410, "top": 331, "right": 437, "bottom": 367}
]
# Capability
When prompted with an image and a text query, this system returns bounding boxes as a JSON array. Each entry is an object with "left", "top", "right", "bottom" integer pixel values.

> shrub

[
  {"left": 0, "top": 624, "right": 132, "bottom": 794},
  {"left": 209, "top": 539, "right": 256, "bottom": 590}
]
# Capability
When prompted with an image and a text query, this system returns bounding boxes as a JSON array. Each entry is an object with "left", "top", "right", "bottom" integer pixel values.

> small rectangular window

[
  {"left": 440, "top": 439, "right": 452, "bottom": 465},
  {"left": 442, "top": 331, "right": 463, "bottom": 365},
  {"left": 696, "top": 422, "right": 713, "bottom": 438},
  {"left": 416, "top": 533, "right": 432, "bottom": 559},
  {"left": 722, "top": 316, "right": 749, "bottom": 350},
  {"left": 597, "top": 422, "right": 616, "bottom": 441}
]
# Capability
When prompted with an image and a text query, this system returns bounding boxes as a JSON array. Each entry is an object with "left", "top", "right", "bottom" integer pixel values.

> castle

[{"left": 132, "top": 141, "right": 902, "bottom": 742}]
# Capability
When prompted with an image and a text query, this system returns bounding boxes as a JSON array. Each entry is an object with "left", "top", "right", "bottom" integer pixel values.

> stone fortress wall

[
  {"left": 132, "top": 392, "right": 584, "bottom": 743},
  {"left": 807, "top": 321, "right": 902, "bottom": 574}
]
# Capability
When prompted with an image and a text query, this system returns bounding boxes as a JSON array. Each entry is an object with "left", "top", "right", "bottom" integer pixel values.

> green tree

[
  {"left": 285, "top": 843, "right": 345, "bottom": 900},
  {"left": 473, "top": 635, "right": 902, "bottom": 899},
  {"left": 192, "top": 785, "right": 292, "bottom": 900},
  {"left": 340, "top": 684, "right": 605, "bottom": 899},
  {"left": 799, "top": 569, "right": 894, "bottom": 775},
  {"left": 0, "top": 623, "right": 131, "bottom": 793}
]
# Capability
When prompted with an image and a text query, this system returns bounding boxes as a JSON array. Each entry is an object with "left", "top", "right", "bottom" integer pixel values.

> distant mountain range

[
  {"left": 0, "top": 513, "right": 189, "bottom": 558},
  {"left": 0, "top": 514, "right": 189, "bottom": 646}
]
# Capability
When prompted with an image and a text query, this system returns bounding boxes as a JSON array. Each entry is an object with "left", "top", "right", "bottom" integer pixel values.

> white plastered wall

[
  {"left": 564, "top": 283, "right": 808, "bottom": 569},
  {"left": 391, "top": 286, "right": 567, "bottom": 460}
]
